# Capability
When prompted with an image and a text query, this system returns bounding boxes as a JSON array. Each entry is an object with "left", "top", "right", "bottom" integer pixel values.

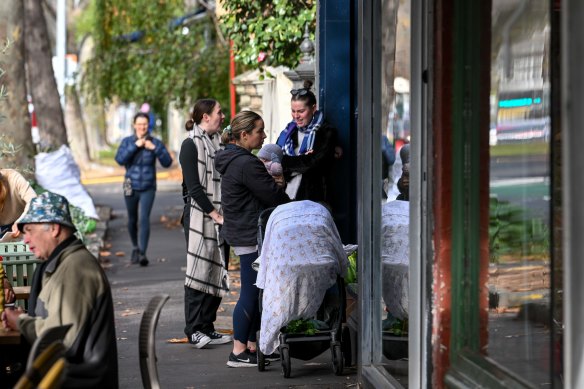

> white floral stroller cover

[
  {"left": 256, "top": 201, "right": 348, "bottom": 355},
  {"left": 381, "top": 200, "right": 410, "bottom": 320}
]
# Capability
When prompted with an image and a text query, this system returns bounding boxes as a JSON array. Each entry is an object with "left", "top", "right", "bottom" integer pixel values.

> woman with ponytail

[
  {"left": 179, "top": 99, "right": 232, "bottom": 349},
  {"left": 215, "top": 110, "right": 289, "bottom": 367}
]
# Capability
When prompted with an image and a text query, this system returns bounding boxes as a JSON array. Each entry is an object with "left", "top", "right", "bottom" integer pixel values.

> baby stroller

[{"left": 254, "top": 201, "right": 347, "bottom": 378}]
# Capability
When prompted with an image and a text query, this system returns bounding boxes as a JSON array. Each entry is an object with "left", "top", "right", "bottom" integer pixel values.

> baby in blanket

[{"left": 257, "top": 144, "right": 285, "bottom": 187}]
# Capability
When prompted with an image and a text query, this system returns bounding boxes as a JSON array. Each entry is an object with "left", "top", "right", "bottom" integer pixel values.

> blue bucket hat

[{"left": 17, "top": 192, "right": 76, "bottom": 232}]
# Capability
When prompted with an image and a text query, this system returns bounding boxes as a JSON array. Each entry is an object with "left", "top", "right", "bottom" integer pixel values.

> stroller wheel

[
  {"left": 257, "top": 331, "right": 266, "bottom": 372},
  {"left": 258, "top": 349, "right": 266, "bottom": 371},
  {"left": 342, "top": 326, "right": 352, "bottom": 367},
  {"left": 280, "top": 346, "right": 291, "bottom": 378},
  {"left": 332, "top": 343, "right": 344, "bottom": 375}
]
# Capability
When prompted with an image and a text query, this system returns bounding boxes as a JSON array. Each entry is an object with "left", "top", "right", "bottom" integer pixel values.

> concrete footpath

[{"left": 86, "top": 176, "right": 358, "bottom": 389}]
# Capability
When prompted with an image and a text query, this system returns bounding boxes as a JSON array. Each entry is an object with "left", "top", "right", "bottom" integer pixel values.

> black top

[
  {"left": 179, "top": 137, "right": 215, "bottom": 214},
  {"left": 214, "top": 144, "right": 290, "bottom": 246},
  {"left": 281, "top": 121, "right": 338, "bottom": 203}
]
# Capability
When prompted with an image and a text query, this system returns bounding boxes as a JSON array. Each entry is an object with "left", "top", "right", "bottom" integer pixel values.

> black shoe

[
  {"left": 139, "top": 254, "right": 149, "bottom": 267},
  {"left": 226, "top": 350, "right": 258, "bottom": 368},
  {"left": 131, "top": 248, "right": 140, "bottom": 264},
  {"left": 263, "top": 352, "right": 280, "bottom": 362},
  {"left": 204, "top": 331, "right": 232, "bottom": 345}
]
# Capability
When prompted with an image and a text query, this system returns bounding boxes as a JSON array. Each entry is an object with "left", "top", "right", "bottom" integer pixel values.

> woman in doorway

[
  {"left": 180, "top": 99, "right": 232, "bottom": 349},
  {"left": 276, "top": 80, "right": 339, "bottom": 205},
  {"left": 115, "top": 112, "right": 173, "bottom": 266},
  {"left": 215, "top": 110, "right": 290, "bottom": 367}
]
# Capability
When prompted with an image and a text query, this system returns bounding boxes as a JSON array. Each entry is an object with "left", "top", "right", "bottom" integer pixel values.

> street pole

[{"left": 56, "top": 0, "right": 66, "bottom": 108}]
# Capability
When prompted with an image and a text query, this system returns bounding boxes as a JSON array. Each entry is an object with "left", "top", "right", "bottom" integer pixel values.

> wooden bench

[{"left": 1, "top": 242, "right": 41, "bottom": 308}]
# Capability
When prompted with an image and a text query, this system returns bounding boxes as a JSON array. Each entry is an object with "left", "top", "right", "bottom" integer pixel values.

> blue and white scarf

[{"left": 277, "top": 110, "right": 324, "bottom": 156}]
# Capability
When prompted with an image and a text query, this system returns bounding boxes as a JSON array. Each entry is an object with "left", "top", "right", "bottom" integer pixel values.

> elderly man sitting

[{"left": 1, "top": 191, "right": 118, "bottom": 388}]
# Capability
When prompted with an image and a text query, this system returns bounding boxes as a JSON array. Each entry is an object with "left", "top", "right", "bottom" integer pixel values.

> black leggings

[{"left": 233, "top": 252, "right": 260, "bottom": 344}]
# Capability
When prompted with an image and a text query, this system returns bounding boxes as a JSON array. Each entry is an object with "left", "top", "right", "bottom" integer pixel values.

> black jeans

[{"left": 184, "top": 286, "right": 222, "bottom": 335}]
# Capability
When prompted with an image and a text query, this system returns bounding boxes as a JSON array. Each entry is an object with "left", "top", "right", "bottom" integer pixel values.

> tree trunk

[
  {"left": 381, "top": 0, "right": 399, "bottom": 136},
  {"left": 0, "top": 0, "right": 35, "bottom": 172},
  {"left": 24, "top": 0, "right": 68, "bottom": 150},
  {"left": 65, "top": 85, "right": 90, "bottom": 168}
]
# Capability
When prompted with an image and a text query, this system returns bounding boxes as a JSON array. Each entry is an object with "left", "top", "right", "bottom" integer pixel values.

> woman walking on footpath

[
  {"left": 115, "top": 112, "right": 173, "bottom": 266},
  {"left": 180, "top": 99, "right": 232, "bottom": 348},
  {"left": 215, "top": 111, "right": 290, "bottom": 367}
]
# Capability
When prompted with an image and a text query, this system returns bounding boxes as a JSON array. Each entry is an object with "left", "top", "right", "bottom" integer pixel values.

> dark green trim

[
  {"left": 447, "top": 0, "right": 544, "bottom": 387},
  {"left": 450, "top": 0, "right": 484, "bottom": 356}
]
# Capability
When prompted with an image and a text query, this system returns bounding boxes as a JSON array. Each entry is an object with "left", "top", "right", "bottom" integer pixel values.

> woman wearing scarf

[
  {"left": 276, "top": 80, "right": 339, "bottom": 205},
  {"left": 179, "top": 99, "right": 231, "bottom": 349}
]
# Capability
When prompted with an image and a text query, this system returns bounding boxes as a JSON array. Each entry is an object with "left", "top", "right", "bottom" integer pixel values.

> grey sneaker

[
  {"left": 189, "top": 331, "right": 211, "bottom": 349},
  {"left": 205, "top": 331, "right": 232, "bottom": 345}
]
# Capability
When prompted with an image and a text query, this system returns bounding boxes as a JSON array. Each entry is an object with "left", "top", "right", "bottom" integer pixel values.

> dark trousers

[
  {"left": 124, "top": 187, "right": 156, "bottom": 254},
  {"left": 184, "top": 286, "right": 222, "bottom": 335},
  {"left": 233, "top": 252, "right": 260, "bottom": 344}
]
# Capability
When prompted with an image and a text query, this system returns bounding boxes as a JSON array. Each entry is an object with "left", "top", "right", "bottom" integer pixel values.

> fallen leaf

[
  {"left": 120, "top": 309, "right": 141, "bottom": 317},
  {"left": 115, "top": 251, "right": 125, "bottom": 257},
  {"left": 100, "top": 251, "right": 111, "bottom": 257},
  {"left": 167, "top": 337, "right": 188, "bottom": 343}
]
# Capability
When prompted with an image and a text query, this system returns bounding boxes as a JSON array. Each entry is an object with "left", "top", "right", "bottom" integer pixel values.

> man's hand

[{"left": 1, "top": 306, "right": 23, "bottom": 330}]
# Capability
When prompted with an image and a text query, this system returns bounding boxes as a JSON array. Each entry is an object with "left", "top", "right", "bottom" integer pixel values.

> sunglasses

[{"left": 290, "top": 88, "right": 309, "bottom": 97}]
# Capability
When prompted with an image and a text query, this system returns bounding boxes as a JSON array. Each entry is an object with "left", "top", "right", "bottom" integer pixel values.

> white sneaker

[
  {"left": 189, "top": 331, "right": 211, "bottom": 349},
  {"left": 205, "top": 331, "right": 232, "bottom": 345}
]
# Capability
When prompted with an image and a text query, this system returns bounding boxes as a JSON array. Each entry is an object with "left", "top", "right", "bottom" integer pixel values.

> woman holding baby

[
  {"left": 215, "top": 110, "right": 289, "bottom": 367},
  {"left": 276, "top": 80, "right": 339, "bottom": 204}
]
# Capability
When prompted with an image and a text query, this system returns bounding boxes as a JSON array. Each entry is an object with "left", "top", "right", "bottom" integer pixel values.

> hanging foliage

[
  {"left": 220, "top": 0, "right": 316, "bottom": 72},
  {"left": 82, "top": 1, "right": 230, "bottom": 116}
]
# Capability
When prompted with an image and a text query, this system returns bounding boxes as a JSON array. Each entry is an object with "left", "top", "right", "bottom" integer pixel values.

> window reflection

[
  {"left": 488, "top": 0, "right": 552, "bottom": 384},
  {"left": 380, "top": 0, "right": 411, "bottom": 384}
]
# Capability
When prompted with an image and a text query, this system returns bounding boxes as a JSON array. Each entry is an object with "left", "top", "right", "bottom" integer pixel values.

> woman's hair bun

[{"left": 185, "top": 118, "right": 195, "bottom": 131}]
